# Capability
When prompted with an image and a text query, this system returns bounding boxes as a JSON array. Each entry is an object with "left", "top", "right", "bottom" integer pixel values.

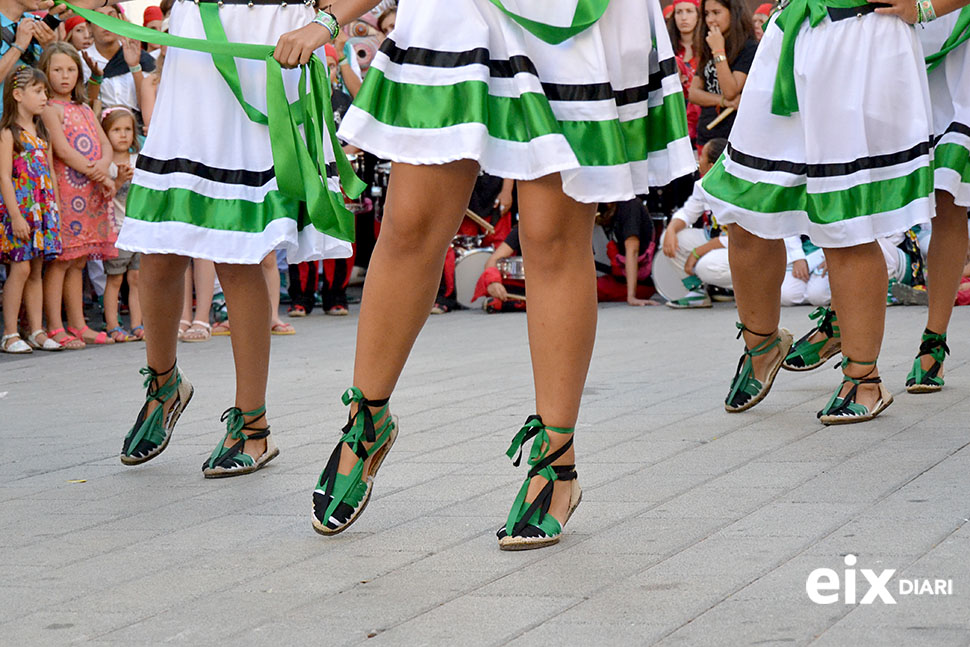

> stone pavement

[{"left": 2, "top": 302, "right": 969, "bottom": 646}]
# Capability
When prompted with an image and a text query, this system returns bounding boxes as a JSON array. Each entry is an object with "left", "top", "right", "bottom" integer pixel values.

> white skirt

[
  {"left": 921, "top": 10, "right": 970, "bottom": 207},
  {"left": 700, "top": 13, "right": 935, "bottom": 248},
  {"left": 338, "top": 0, "right": 696, "bottom": 204},
  {"left": 118, "top": 1, "right": 352, "bottom": 264}
]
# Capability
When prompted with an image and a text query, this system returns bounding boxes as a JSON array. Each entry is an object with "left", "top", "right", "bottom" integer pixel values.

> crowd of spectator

[{"left": 0, "top": 0, "right": 962, "bottom": 357}]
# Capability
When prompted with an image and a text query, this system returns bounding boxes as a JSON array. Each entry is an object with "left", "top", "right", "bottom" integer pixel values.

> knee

[{"left": 380, "top": 209, "right": 457, "bottom": 255}]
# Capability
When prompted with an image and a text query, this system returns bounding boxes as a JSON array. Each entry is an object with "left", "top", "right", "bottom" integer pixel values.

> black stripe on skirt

[
  {"left": 137, "top": 156, "right": 340, "bottom": 187},
  {"left": 726, "top": 141, "right": 932, "bottom": 179}
]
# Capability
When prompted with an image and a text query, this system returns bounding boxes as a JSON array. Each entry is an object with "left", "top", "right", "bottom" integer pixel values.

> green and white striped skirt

[{"left": 338, "top": 0, "right": 695, "bottom": 204}]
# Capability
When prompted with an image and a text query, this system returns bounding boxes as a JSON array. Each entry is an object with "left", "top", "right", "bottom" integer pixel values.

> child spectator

[
  {"left": 40, "top": 41, "right": 116, "bottom": 347},
  {"left": 101, "top": 106, "right": 142, "bottom": 341},
  {"left": 85, "top": 6, "right": 155, "bottom": 124},
  {"left": 0, "top": 66, "right": 60, "bottom": 354},
  {"left": 688, "top": 0, "right": 757, "bottom": 152},
  {"left": 752, "top": 3, "right": 773, "bottom": 41}
]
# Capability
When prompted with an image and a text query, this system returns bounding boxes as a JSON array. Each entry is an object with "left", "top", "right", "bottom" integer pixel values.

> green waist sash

[
  {"left": 771, "top": 0, "right": 870, "bottom": 117},
  {"left": 57, "top": 1, "right": 363, "bottom": 243},
  {"left": 926, "top": 6, "right": 970, "bottom": 72},
  {"left": 486, "top": 0, "right": 608, "bottom": 44}
]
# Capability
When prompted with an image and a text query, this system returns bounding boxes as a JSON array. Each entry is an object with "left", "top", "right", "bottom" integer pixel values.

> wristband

[
  {"left": 917, "top": 0, "right": 936, "bottom": 22},
  {"left": 128, "top": 64, "right": 142, "bottom": 74},
  {"left": 691, "top": 248, "right": 701, "bottom": 260},
  {"left": 312, "top": 8, "right": 339, "bottom": 40},
  {"left": 9, "top": 43, "right": 25, "bottom": 55},
  {"left": 89, "top": 75, "right": 103, "bottom": 85}
]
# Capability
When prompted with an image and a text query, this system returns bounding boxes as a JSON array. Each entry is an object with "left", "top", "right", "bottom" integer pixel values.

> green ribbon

[
  {"left": 771, "top": 0, "right": 869, "bottom": 116},
  {"left": 486, "top": 0, "right": 609, "bottom": 44},
  {"left": 926, "top": 6, "right": 970, "bottom": 72},
  {"left": 57, "top": 1, "right": 363, "bottom": 242}
]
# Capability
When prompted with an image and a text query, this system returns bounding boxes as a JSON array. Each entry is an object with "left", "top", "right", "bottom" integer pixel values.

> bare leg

[
  {"left": 824, "top": 244, "right": 887, "bottom": 410},
  {"left": 333, "top": 160, "right": 479, "bottom": 476},
  {"left": 726, "top": 224, "right": 787, "bottom": 377},
  {"left": 142, "top": 253, "right": 192, "bottom": 394},
  {"left": 104, "top": 273, "right": 125, "bottom": 339},
  {"left": 922, "top": 191, "right": 967, "bottom": 372},
  {"left": 23, "top": 257, "right": 45, "bottom": 341},
  {"left": 192, "top": 259, "right": 216, "bottom": 323},
  {"left": 260, "top": 253, "right": 285, "bottom": 328},
  {"left": 214, "top": 262, "right": 272, "bottom": 457},
  {"left": 181, "top": 261, "right": 194, "bottom": 323},
  {"left": 2, "top": 260, "right": 29, "bottom": 338},
  {"left": 127, "top": 269, "right": 143, "bottom": 330},
  {"left": 44, "top": 259, "right": 79, "bottom": 346},
  {"left": 64, "top": 256, "right": 108, "bottom": 342},
  {"left": 516, "top": 174, "right": 597, "bottom": 523}
]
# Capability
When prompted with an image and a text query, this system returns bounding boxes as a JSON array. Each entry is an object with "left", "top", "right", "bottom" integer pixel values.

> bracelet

[
  {"left": 713, "top": 54, "right": 727, "bottom": 64},
  {"left": 917, "top": 0, "right": 936, "bottom": 22},
  {"left": 88, "top": 75, "right": 103, "bottom": 85},
  {"left": 128, "top": 64, "right": 142, "bottom": 74},
  {"left": 691, "top": 248, "right": 701, "bottom": 260},
  {"left": 312, "top": 7, "right": 340, "bottom": 40},
  {"left": 9, "top": 43, "right": 24, "bottom": 55}
]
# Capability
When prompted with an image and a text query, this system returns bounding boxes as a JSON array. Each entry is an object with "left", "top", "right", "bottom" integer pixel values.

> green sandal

[
  {"left": 202, "top": 405, "right": 279, "bottom": 478},
  {"left": 312, "top": 387, "right": 398, "bottom": 535},
  {"left": 906, "top": 329, "right": 948, "bottom": 393},
  {"left": 725, "top": 323, "right": 793, "bottom": 413},
  {"left": 121, "top": 363, "right": 194, "bottom": 465},
  {"left": 817, "top": 357, "right": 893, "bottom": 425},
  {"left": 666, "top": 275, "right": 712, "bottom": 309},
  {"left": 497, "top": 416, "right": 582, "bottom": 551},
  {"left": 782, "top": 307, "right": 841, "bottom": 371}
]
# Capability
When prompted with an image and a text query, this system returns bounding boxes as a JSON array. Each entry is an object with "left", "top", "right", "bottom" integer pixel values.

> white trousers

[{"left": 671, "top": 228, "right": 733, "bottom": 290}]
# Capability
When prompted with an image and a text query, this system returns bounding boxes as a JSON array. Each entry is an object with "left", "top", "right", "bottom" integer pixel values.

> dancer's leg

[
  {"left": 516, "top": 174, "right": 597, "bottom": 523},
  {"left": 260, "top": 253, "right": 285, "bottom": 328},
  {"left": 352, "top": 160, "right": 481, "bottom": 395},
  {"left": 726, "top": 224, "right": 787, "bottom": 376},
  {"left": 824, "top": 244, "right": 886, "bottom": 409},
  {"left": 334, "top": 161, "right": 479, "bottom": 469},
  {"left": 923, "top": 191, "right": 967, "bottom": 367},
  {"left": 143, "top": 254, "right": 192, "bottom": 375},
  {"left": 214, "top": 262, "right": 272, "bottom": 458}
]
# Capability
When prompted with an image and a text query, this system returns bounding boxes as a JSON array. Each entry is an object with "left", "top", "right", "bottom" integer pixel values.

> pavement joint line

[
  {"left": 803, "top": 517, "right": 970, "bottom": 647},
  {"left": 647, "top": 445, "right": 970, "bottom": 645}
]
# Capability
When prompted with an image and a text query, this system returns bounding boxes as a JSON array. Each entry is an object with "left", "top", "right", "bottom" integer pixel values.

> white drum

[
  {"left": 454, "top": 247, "right": 493, "bottom": 308},
  {"left": 651, "top": 249, "right": 693, "bottom": 302}
]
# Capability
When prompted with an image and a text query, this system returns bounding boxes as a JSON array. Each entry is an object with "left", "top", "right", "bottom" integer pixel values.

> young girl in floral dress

[
  {"left": 40, "top": 41, "right": 116, "bottom": 349},
  {"left": 0, "top": 67, "right": 62, "bottom": 354}
]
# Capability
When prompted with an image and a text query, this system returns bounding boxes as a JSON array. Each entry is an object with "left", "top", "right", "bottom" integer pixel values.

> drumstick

[
  {"left": 505, "top": 294, "right": 527, "bottom": 301},
  {"left": 464, "top": 209, "right": 496, "bottom": 235},
  {"left": 706, "top": 106, "right": 735, "bottom": 130}
]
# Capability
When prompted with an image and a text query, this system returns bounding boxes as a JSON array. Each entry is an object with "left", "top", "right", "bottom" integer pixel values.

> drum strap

[{"left": 56, "top": 0, "right": 363, "bottom": 244}]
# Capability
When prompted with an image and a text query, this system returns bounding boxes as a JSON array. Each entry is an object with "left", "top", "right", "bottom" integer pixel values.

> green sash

[
  {"left": 57, "top": 1, "right": 363, "bottom": 243},
  {"left": 486, "top": 0, "right": 609, "bottom": 44},
  {"left": 770, "top": 0, "right": 869, "bottom": 117},
  {"left": 926, "top": 6, "right": 970, "bottom": 72}
]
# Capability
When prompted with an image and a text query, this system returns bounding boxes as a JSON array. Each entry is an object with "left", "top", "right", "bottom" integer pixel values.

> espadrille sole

[{"left": 120, "top": 379, "right": 195, "bottom": 466}]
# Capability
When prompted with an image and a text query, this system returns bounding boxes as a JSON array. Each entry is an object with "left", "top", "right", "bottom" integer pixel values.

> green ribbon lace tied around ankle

[
  {"left": 770, "top": 0, "right": 870, "bottom": 116},
  {"left": 126, "top": 366, "right": 180, "bottom": 451},
  {"left": 55, "top": 1, "right": 363, "bottom": 243},
  {"left": 809, "top": 306, "right": 838, "bottom": 337},
  {"left": 485, "top": 0, "right": 609, "bottom": 44},
  {"left": 205, "top": 404, "right": 268, "bottom": 468},
  {"left": 504, "top": 417, "right": 574, "bottom": 536},
  {"left": 927, "top": 6, "right": 970, "bottom": 72}
]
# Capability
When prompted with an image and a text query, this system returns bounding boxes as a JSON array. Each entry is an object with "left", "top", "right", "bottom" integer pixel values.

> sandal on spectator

[
  {"left": 203, "top": 405, "right": 279, "bottom": 478},
  {"left": 130, "top": 325, "right": 146, "bottom": 341},
  {"left": 312, "top": 388, "right": 398, "bottom": 535},
  {"left": 497, "top": 416, "right": 582, "bottom": 551},
  {"left": 26, "top": 329, "right": 63, "bottom": 352},
  {"left": 177, "top": 319, "right": 191, "bottom": 340},
  {"left": 906, "top": 329, "right": 948, "bottom": 393},
  {"left": 271, "top": 322, "right": 296, "bottom": 335},
  {"left": 48, "top": 328, "right": 85, "bottom": 350},
  {"left": 69, "top": 324, "right": 113, "bottom": 345},
  {"left": 1, "top": 333, "right": 32, "bottom": 354},
  {"left": 288, "top": 305, "right": 307, "bottom": 317},
  {"left": 108, "top": 326, "right": 132, "bottom": 343},
  {"left": 783, "top": 307, "right": 841, "bottom": 372},
  {"left": 211, "top": 320, "right": 231, "bottom": 336},
  {"left": 121, "top": 363, "right": 194, "bottom": 465},
  {"left": 182, "top": 320, "right": 212, "bottom": 343},
  {"left": 817, "top": 357, "right": 892, "bottom": 425},
  {"left": 725, "top": 323, "right": 793, "bottom": 413},
  {"left": 325, "top": 305, "right": 348, "bottom": 316}
]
